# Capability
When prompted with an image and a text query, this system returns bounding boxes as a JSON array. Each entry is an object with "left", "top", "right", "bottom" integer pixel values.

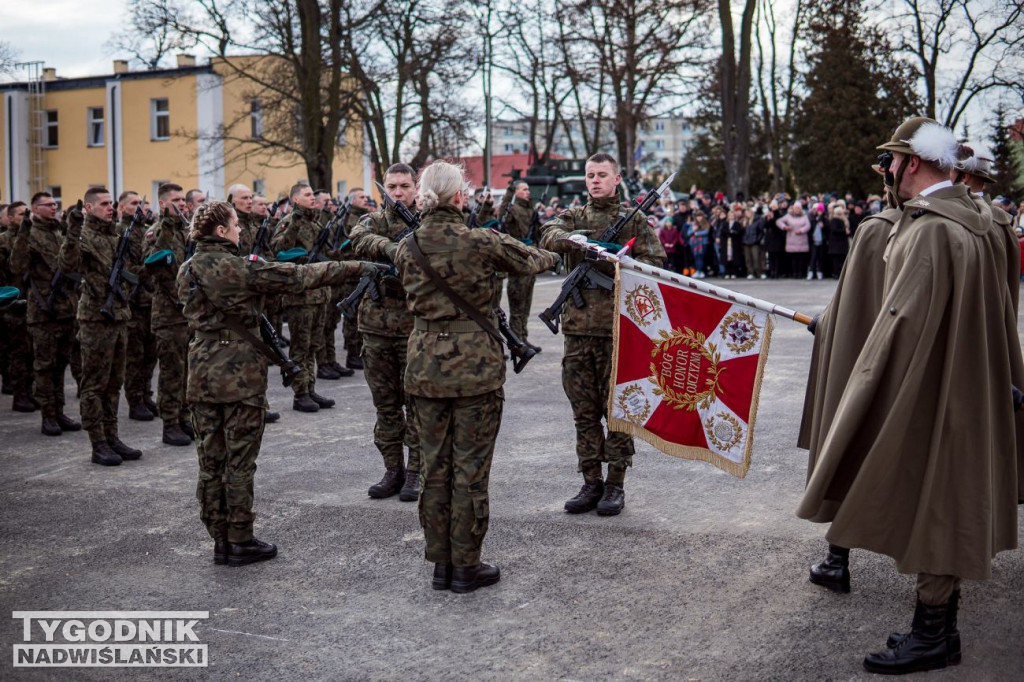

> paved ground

[{"left": 1, "top": 275, "right": 1022, "bottom": 681}]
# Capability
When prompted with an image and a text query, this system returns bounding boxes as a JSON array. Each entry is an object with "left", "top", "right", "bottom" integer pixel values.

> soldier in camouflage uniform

[
  {"left": 143, "top": 183, "right": 194, "bottom": 446},
  {"left": 350, "top": 164, "right": 422, "bottom": 501},
  {"left": 394, "top": 161, "right": 559, "bottom": 592},
  {"left": 11, "top": 192, "right": 82, "bottom": 435},
  {"left": 0, "top": 202, "right": 35, "bottom": 412},
  {"left": 498, "top": 182, "right": 541, "bottom": 346},
  {"left": 114, "top": 192, "right": 159, "bottom": 422},
  {"left": 318, "top": 189, "right": 367, "bottom": 378},
  {"left": 269, "top": 184, "right": 336, "bottom": 412},
  {"left": 59, "top": 188, "right": 144, "bottom": 465},
  {"left": 539, "top": 153, "right": 666, "bottom": 516},
  {"left": 176, "top": 200, "right": 381, "bottom": 566}
]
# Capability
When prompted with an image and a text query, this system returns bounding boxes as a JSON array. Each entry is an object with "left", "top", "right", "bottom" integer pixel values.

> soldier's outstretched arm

[
  {"left": 349, "top": 214, "right": 394, "bottom": 261},
  {"left": 485, "top": 231, "right": 561, "bottom": 277},
  {"left": 244, "top": 258, "right": 386, "bottom": 295},
  {"left": 537, "top": 211, "right": 581, "bottom": 253}
]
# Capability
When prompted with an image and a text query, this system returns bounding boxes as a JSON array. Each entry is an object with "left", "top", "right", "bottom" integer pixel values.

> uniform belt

[{"left": 413, "top": 318, "right": 490, "bottom": 333}]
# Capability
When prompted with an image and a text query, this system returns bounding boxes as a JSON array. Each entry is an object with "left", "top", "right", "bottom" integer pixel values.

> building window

[
  {"left": 336, "top": 180, "right": 347, "bottom": 197},
  {"left": 504, "top": 127, "right": 513, "bottom": 136},
  {"left": 87, "top": 107, "right": 104, "bottom": 147},
  {"left": 656, "top": 140, "right": 665, "bottom": 150},
  {"left": 250, "top": 99, "right": 263, "bottom": 139},
  {"left": 151, "top": 99, "right": 170, "bottom": 141},
  {"left": 44, "top": 110, "right": 59, "bottom": 148},
  {"left": 655, "top": 121, "right": 665, "bottom": 132},
  {"left": 252, "top": 179, "right": 265, "bottom": 196},
  {"left": 48, "top": 186, "right": 62, "bottom": 209}
]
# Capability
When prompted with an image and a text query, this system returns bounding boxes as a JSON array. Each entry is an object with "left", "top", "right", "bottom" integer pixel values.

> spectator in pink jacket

[
  {"left": 658, "top": 220, "right": 681, "bottom": 272},
  {"left": 776, "top": 203, "right": 811, "bottom": 279}
]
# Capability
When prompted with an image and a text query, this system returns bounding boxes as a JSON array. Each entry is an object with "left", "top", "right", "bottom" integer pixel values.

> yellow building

[{"left": 1, "top": 55, "right": 369, "bottom": 206}]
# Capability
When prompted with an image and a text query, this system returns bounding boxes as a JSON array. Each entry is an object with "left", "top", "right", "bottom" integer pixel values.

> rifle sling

[
  {"left": 184, "top": 266, "right": 286, "bottom": 368},
  {"left": 405, "top": 233, "right": 505, "bottom": 348}
]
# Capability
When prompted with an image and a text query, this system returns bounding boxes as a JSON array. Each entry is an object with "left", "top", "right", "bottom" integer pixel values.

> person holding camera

[{"left": 175, "top": 200, "right": 383, "bottom": 567}]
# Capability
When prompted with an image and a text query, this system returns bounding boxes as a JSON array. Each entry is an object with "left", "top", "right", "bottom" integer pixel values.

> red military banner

[{"left": 608, "top": 266, "right": 774, "bottom": 478}]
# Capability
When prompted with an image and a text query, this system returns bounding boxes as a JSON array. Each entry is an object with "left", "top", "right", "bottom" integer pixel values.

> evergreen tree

[
  {"left": 791, "top": 0, "right": 919, "bottom": 197},
  {"left": 990, "top": 105, "right": 1024, "bottom": 203}
]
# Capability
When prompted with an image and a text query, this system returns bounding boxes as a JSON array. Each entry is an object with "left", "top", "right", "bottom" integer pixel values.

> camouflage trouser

[
  {"left": 70, "top": 320, "right": 82, "bottom": 389},
  {"left": 285, "top": 303, "right": 324, "bottom": 396},
  {"left": 319, "top": 297, "right": 341, "bottom": 366},
  {"left": 562, "top": 334, "right": 634, "bottom": 484},
  {"left": 154, "top": 323, "right": 188, "bottom": 425},
  {"left": 3, "top": 312, "right": 33, "bottom": 397},
  {"left": 339, "top": 282, "right": 362, "bottom": 359},
  {"left": 124, "top": 305, "right": 157, "bottom": 405},
  {"left": 78, "top": 320, "right": 126, "bottom": 442},
  {"left": 362, "top": 333, "right": 420, "bottom": 470},
  {"left": 320, "top": 283, "right": 361, "bottom": 364},
  {"left": 413, "top": 389, "right": 503, "bottom": 567},
  {"left": 191, "top": 400, "right": 265, "bottom": 544},
  {"left": 507, "top": 274, "right": 536, "bottom": 341},
  {"left": 28, "top": 320, "right": 74, "bottom": 418}
]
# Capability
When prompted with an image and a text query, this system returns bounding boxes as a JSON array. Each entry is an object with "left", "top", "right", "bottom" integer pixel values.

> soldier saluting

[{"left": 538, "top": 154, "right": 665, "bottom": 516}]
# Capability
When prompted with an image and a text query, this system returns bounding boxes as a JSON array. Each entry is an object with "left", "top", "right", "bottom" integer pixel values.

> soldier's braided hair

[
  {"left": 190, "top": 200, "right": 236, "bottom": 240},
  {"left": 416, "top": 161, "right": 465, "bottom": 212}
]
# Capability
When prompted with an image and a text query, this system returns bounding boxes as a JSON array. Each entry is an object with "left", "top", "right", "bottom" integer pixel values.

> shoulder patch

[
  {"left": 489, "top": 228, "right": 502, "bottom": 235},
  {"left": 247, "top": 254, "right": 263, "bottom": 263}
]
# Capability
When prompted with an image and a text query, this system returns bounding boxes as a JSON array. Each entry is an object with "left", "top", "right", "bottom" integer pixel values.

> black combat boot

[
  {"left": 179, "top": 421, "right": 196, "bottom": 440},
  {"left": 226, "top": 538, "right": 278, "bottom": 567},
  {"left": 91, "top": 441, "right": 123, "bottom": 466},
  {"left": 564, "top": 479, "right": 605, "bottom": 514},
  {"left": 368, "top": 466, "right": 405, "bottom": 499},
  {"left": 162, "top": 424, "right": 192, "bottom": 446},
  {"left": 264, "top": 411, "right": 280, "bottom": 424},
  {"left": 12, "top": 393, "right": 37, "bottom": 412},
  {"left": 864, "top": 596, "right": 950, "bottom": 674},
  {"left": 293, "top": 394, "right": 320, "bottom": 412},
  {"left": 432, "top": 563, "right": 453, "bottom": 590},
  {"left": 41, "top": 417, "right": 62, "bottom": 437},
  {"left": 57, "top": 413, "right": 81, "bottom": 431},
  {"left": 809, "top": 544, "right": 851, "bottom": 593},
  {"left": 887, "top": 590, "right": 961, "bottom": 664},
  {"left": 399, "top": 470, "right": 421, "bottom": 502},
  {"left": 309, "top": 391, "right": 335, "bottom": 408},
  {"left": 450, "top": 562, "right": 501, "bottom": 594},
  {"left": 214, "top": 540, "right": 229, "bottom": 565},
  {"left": 317, "top": 364, "right": 341, "bottom": 380},
  {"left": 1, "top": 380, "right": 12, "bottom": 395},
  {"left": 107, "top": 438, "right": 142, "bottom": 461},
  {"left": 129, "top": 402, "right": 154, "bottom": 421},
  {"left": 328, "top": 361, "right": 354, "bottom": 377},
  {"left": 596, "top": 483, "right": 625, "bottom": 516},
  {"left": 143, "top": 396, "right": 158, "bottom": 417},
  {"left": 346, "top": 355, "right": 363, "bottom": 370}
]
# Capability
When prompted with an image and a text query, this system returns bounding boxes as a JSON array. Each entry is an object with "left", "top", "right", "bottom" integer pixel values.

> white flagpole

[{"left": 568, "top": 236, "right": 814, "bottom": 325}]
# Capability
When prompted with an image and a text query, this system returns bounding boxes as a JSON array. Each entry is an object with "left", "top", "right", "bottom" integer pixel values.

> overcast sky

[{"left": 2, "top": 1, "right": 130, "bottom": 80}]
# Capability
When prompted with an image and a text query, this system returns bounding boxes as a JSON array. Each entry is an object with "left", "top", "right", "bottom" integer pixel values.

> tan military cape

[
  {"left": 797, "top": 208, "right": 900, "bottom": 477},
  {"left": 797, "top": 185, "right": 1020, "bottom": 580}
]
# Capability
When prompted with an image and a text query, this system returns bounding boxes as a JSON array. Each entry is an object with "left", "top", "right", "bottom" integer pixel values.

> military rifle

[
  {"left": 170, "top": 204, "right": 196, "bottom": 261},
  {"left": 538, "top": 172, "right": 675, "bottom": 334},
  {"left": 259, "top": 313, "right": 300, "bottom": 387},
  {"left": 100, "top": 205, "right": 144, "bottom": 322},
  {"left": 526, "top": 183, "right": 551, "bottom": 243},
  {"left": 329, "top": 197, "right": 353, "bottom": 252},
  {"left": 251, "top": 200, "right": 283, "bottom": 257},
  {"left": 337, "top": 183, "right": 418, "bottom": 320}
]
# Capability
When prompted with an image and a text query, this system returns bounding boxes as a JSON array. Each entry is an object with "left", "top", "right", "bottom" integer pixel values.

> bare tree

[
  {"left": 104, "top": 0, "right": 196, "bottom": 70},
  {"left": 754, "top": 0, "right": 804, "bottom": 193},
  {"left": 0, "top": 41, "right": 19, "bottom": 79},
  {"left": 718, "top": 0, "right": 758, "bottom": 199},
  {"left": 554, "top": 4, "right": 612, "bottom": 159},
  {"left": 893, "top": 0, "right": 1024, "bottom": 129},
  {"left": 561, "top": 0, "right": 711, "bottom": 176}
]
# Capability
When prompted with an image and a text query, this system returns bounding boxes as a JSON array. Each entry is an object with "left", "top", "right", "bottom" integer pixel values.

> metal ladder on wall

[{"left": 15, "top": 61, "right": 47, "bottom": 196}]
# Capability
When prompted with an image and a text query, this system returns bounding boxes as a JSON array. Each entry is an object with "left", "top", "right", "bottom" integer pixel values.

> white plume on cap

[
  {"left": 907, "top": 122, "right": 959, "bottom": 170},
  {"left": 957, "top": 139, "right": 996, "bottom": 177}
]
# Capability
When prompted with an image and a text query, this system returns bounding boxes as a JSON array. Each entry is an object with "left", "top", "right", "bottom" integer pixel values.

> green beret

[
  {"left": 144, "top": 249, "right": 176, "bottom": 267},
  {"left": 276, "top": 248, "right": 308, "bottom": 263},
  {"left": 478, "top": 219, "right": 501, "bottom": 230},
  {"left": 0, "top": 286, "right": 20, "bottom": 309}
]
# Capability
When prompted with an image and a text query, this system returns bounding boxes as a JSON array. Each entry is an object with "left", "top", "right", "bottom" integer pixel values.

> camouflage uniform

[
  {"left": 395, "top": 204, "right": 558, "bottom": 567},
  {"left": 144, "top": 209, "right": 190, "bottom": 428},
  {"left": 0, "top": 225, "right": 33, "bottom": 401},
  {"left": 11, "top": 215, "right": 78, "bottom": 420},
  {"left": 120, "top": 212, "right": 157, "bottom": 410},
  {"left": 321, "top": 206, "right": 367, "bottom": 367},
  {"left": 350, "top": 207, "right": 419, "bottom": 471},
  {"left": 269, "top": 206, "right": 327, "bottom": 397},
  {"left": 177, "top": 236, "right": 364, "bottom": 543},
  {"left": 539, "top": 195, "right": 666, "bottom": 484},
  {"left": 59, "top": 212, "right": 137, "bottom": 443},
  {"left": 498, "top": 196, "right": 537, "bottom": 340},
  {"left": 235, "top": 209, "right": 261, "bottom": 257}
]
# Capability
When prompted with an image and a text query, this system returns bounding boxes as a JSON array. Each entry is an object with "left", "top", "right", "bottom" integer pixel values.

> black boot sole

[
  {"left": 863, "top": 655, "right": 948, "bottom": 675},
  {"left": 367, "top": 488, "right": 402, "bottom": 499},
  {"left": 564, "top": 502, "right": 600, "bottom": 514},
  {"left": 398, "top": 489, "right": 420, "bottom": 502},
  {"left": 596, "top": 506, "right": 624, "bottom": 516},
  {"left": 214, "top": 554, "right": 228, "bottom": 565},
  {"left": 227, "top": 551, "right": 278, "bottom": 567},
  {"left": 809, "top": 570, "right": 851, "bottom": 593},
  {"left": 450, "top": 573, "right": 501, "bottom": 594}
]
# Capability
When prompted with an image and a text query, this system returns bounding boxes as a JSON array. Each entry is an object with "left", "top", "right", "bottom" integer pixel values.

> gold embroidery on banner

[
  {"left": 648, "top": 327, "right": 724, "bottom": 411},
  {"left": 617, "top": 384, "right": 652, "bottom": 425},
  {"left": 704, "top": 412, "right": 743, "bottom": 451},
  {"left": 720, "top": 311, "right": 761, "bottom": 354},
  {"left": 624, "top": 283, "right": 663, "bottom": 327}
]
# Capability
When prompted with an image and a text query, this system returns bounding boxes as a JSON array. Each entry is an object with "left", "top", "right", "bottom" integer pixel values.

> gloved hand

[
  {"left": 807, "top": 313, "right": 820, "bottom": 336},
  {"left": 384, "top": 242, "right": 399, "bottom": 262},
  {"left": 547, "top": 252, "right": 563, "bottom": 271},
  {"left": 360, "top": 262, "right": 391, "bottom": 278},
  {"left": 66, "top": 200, "right": 85, "bottom": 228}
]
